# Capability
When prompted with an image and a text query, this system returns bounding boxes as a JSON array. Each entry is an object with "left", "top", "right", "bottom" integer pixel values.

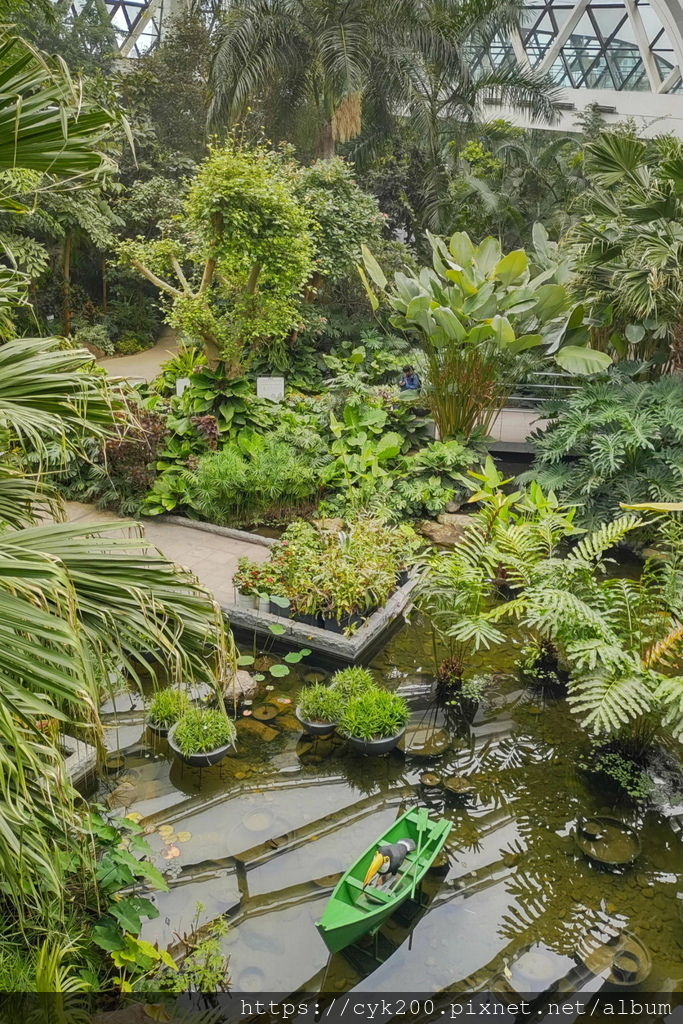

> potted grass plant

[
  {"left": 146, "top": 688, "right": 192, "bottom": 736},
  {"left": 168, "top": 707, "right": 237, "bottom": 767},
  {"left": 338, "top": 688, "right": 411, "bottom": 755},
  {"left": 296, "top": 684, "right": 344, "bottom": 736},
  {"left": 330, "top": 666, "right": 376, "bottom": 701}
]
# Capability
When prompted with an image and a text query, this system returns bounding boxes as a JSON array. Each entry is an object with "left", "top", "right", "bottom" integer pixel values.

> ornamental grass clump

[
  {"left": 173, "top": 707, "right": 236, "bottom": 755},
  {"left": 330, "top": 666, "right": 377, "bottom": 701},
  {"left": 339, "top": 688, "right": 410, "bottom": 741},
  {"left": 147, "top": 688, "right": 191, "bottom": 729},
  {"left": 297, "top": 684, "right": 344, "bottom": 724}
]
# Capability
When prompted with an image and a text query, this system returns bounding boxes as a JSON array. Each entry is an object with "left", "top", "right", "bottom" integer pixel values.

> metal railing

[{"left": 506, "top": 371, "right": 582, "bottom": 409}]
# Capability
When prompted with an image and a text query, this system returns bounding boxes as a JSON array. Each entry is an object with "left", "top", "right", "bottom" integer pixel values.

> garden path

[
  {"left": 62, "top": 502, "right": 270, "bottom": 606},
  {"left": 98, "top": 327, "right": 179, "bottom": 382}
]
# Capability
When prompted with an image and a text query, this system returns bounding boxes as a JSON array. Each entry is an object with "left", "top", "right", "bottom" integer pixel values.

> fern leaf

[
  {"left": 642, "top": 619, "right": 683, "bottom": 669},
  {"left": 568, "top": 671, "right": 655, "bottom": 736},
  {"left": 573, "top": 514, "right": 642, "bottom": 562}
]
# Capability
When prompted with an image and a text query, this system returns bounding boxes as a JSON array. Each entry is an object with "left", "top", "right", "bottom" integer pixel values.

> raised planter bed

[
  {"left": 150, "top": 515, "right": 418, "bottom": 664},
  {"left": 223, "top": 574, "right": 419, "bottom": 665}
]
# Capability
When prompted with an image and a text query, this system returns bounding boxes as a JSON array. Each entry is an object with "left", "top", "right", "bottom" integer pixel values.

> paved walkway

[
  {"left": 63, "top": 502, "right": 270, "bottom": 607},
  {"left": 98, "top": 328, "right": 179, "bottom": 383}
]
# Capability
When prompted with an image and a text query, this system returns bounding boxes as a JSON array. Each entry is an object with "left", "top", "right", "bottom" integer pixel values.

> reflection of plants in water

[{"left": 579, "top": 743, "right": 653, "bottom": 801}]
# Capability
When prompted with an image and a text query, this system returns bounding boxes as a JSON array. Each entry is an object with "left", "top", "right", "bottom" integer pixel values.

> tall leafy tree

[{"left": 209, "top": 0, "right": 557, "bottom": 177}]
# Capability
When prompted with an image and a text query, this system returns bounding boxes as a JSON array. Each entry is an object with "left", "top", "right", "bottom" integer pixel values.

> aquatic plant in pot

[
  {"left": 330, "top": 666, "right": 376, "bottom": 701},
  {"left": 146, "top": 688, "right": 192, "bottom": 736},
  {"left": 296, "top": 684, "right": 344, "bottom": 736},
  {"left": 168, "top": 707, "right": 237, "bottom": 767},
  {"left": 338, "top": 688, "right": 411, "bottom": 755}
]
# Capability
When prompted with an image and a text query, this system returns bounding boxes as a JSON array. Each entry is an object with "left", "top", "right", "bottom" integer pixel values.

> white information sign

[
  {"left": 256, "top": 376, "right": 285, "bottom": 402},
  {"left": 176, "top": 377, "right": 191, "bottom": 397}
]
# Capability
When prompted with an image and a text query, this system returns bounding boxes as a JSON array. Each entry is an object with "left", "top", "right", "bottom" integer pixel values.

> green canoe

[{"left": 316, "top": 806, "right": 452, "bottom": 953}]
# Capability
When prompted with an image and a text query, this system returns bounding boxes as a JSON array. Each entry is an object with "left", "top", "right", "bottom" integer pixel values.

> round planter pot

[
  {"left": 167, "top": 724, "right": 234, "bottom": 767},
  {"left": 255, "top": 596, "right": 271, "bottom": 614},
  {"left": 295, "top": 706, "right": 338, "bottom": 736},
  {"left": 343, "top": 727, "right": 406, "bottom": 755},
  {"left": 146, "top": 717, "right": 171, "bottom": 737},
  {"left": 236, "top": 592, "right": 257, "bottom": 610}
]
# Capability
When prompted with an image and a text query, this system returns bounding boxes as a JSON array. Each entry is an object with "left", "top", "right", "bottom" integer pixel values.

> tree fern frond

[
  {"left": 642, "top": 619, "right": 683, "bottom": 669},
  {"left": 568, "top": 671, "right": 655, "bottom": 735},
  {"left": 573, "top": 515, "right": 642, "bottom": 562},
  {"left": 654, "top": 675, "right": 683, "bottom": 740}
]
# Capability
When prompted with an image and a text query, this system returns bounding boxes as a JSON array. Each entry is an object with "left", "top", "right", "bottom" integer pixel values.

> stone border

[
  {"left": 152, "top": 515, "right": 275, "bottom": 548},
  {"left": 222, "top": 575, "right": 419, "bottom": 664},
  {"left": 61, "top": 733, "right": 98, "bottom": 790}
]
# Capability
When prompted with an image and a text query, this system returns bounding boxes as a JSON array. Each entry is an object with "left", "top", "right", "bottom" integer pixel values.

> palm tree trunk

[
  {"left": 62, "top": 228, "right": 72, "bottom": 336},
  {"left": 319, "top": 122, "right": 335, "bottom": 159}
]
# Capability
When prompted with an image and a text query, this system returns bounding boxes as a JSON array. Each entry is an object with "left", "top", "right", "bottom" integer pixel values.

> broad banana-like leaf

[
  {"left": 509, "top": 333, "right": 543, "bottom": 353},
  {"left": 532, "top": 283, "right": 568, "bottom": 322},
  {"left": 357, "top": 265, "right": 378, "bottom": 311},
  {"left": 554, "top": 345, "right": 612, "bottom": 375},
  {"left": 448, "top": 231, "right": 475, "bottom": 267},
  {"left": 620, "top": 501, "right": 683, "bottom": 511},
  {"left": 474, "top": 236, "right": 501, "bottom": 274},
  {"left": 360, "top": 245, "right": 386, "bottom": 290},
  {"left": 433, "top": 306, "right": 466, "bottom": 341},
  {"left": 494, "top": 249, "right": 528, "bottom": 287},
  {"left": 491, "top": 315, "right": 515, "bottom": 347}
]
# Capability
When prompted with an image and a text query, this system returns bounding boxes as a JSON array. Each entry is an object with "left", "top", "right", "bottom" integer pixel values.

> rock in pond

[
  {"left": 225, "top": 669, "right": 259, "bottom": 700},
  {"left": 420, "top": 514, "right": 473, "bottom": 548},
  {"left": 236, "top": 718, "right": 279, "bottom": 742}
]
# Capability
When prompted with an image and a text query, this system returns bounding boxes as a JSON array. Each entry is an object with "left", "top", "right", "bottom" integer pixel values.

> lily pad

[
  {"left": 284, "top": 651, "right": 303, "bottom": 663},
  {"left": 237, "top": 655, "right": 255, "bottom": 666},
  {"left": 162, "top": 844, "right": 181, "bottom": 860},
  {"left": 175, "top": 831, "right": 192, "bottom": 843},
  {"left": 124, "top": 812, "right": 143, "bottom": 824},
  {"left": 158, "top": 825, "right": 175, "bottom": 838},
  {"left": 269, "top": 664, "right": 290, "bottom": 678},
  {"left": 268, "top": 623, "right": 286, "bottom": 636}
]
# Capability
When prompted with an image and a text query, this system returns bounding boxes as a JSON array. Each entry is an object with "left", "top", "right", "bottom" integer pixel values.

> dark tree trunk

[
  {"left": 62, "top": 228, "right": 72, "bottom": 336},
  {"left": 318, "top": 122, "right": 335, "bottom": 160}
]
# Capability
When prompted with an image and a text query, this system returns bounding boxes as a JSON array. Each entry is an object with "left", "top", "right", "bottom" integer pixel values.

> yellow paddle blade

[{"left": 363, "top": 851, "right": 385, "bottom": 886}]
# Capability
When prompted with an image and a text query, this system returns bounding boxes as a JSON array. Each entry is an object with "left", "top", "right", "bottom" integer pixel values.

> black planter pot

[
  {"left": 323, "top": 613, "right": 363, "bottom": 633},
  {"left": 343, "top": 727, "right": 406, "bottom": 755},
  {"left": 295, "top": 706, "right": 337, "bottom": 736},
  {"left": 269, "top": 598, "right": 291, "bottom": 618},
  {"left": 167, "top": 724, "right": 234, "bottom": 767},
  {"left": 295, "top": 612, "right": 323, "bottom": 628},
  {"left": 146, "top": 717, "right": 170, "bottom": 737},
  {"left": 397, "top": 569, "right": 410, "bottom": 587}
]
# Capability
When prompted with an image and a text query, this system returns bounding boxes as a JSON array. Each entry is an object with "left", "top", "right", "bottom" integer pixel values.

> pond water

[{"left": 98, "top": 612, "right": 683, "bottom": 998}]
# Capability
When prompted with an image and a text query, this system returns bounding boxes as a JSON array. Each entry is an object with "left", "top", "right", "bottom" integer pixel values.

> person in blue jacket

[{"left": 399, "top": 364, "right": 421, "bottom": 392}]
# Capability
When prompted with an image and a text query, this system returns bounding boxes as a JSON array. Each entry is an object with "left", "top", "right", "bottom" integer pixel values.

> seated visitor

[{"left": 399, "top": 365, "right": 421, "bottom": 391}]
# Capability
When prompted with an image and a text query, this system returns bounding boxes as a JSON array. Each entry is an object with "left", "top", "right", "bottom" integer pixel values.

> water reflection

[{"left": 96, "top": 611, "right": 683, "bottom": 996}]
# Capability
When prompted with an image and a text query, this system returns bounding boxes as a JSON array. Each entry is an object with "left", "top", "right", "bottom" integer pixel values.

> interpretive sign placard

[{"left": 256, "top": 376, "right": 285, "bottom": 402}]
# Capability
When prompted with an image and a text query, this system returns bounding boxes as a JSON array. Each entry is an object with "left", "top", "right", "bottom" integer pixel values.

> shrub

[
  {"left": 172, "top": 707, "right": 236, "bottom": 755},
  {"left": 330, "top": 667, "right": 377, "bottom": 701},
  {"left": 523, "top": 373, "right": 683, "bottom": 529},
  {"left": 147, "top": 688, "right": 191, "bottom": 728},
  {"left": 192, "top": 438, "right": 320, "bottom": 526},
  {"left": 297, "top": 684, "right": 344, "bottom": 723},
  {"left": 115, "top": 333, "right": 146, "bottom": 355},
  {"left": 339, "top": 688, "right": 410, "bottom": 740},
  {"left": 105, "top": 407, "right": 168, "bottom": 495}
]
